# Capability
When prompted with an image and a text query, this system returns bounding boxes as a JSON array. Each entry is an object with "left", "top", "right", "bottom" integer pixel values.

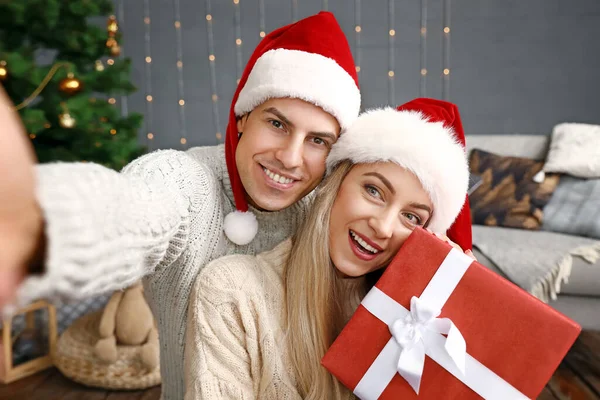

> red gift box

[{"left": 322, "top": 227, "right": 581, "bottom": 400}]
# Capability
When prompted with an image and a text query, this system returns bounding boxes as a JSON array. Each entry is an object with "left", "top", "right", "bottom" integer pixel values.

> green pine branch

[{"left": 0, "top": 0, "right": 145, "bottom": 171}]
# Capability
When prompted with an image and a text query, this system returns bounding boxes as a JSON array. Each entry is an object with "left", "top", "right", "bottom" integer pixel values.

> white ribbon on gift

[{"left": 352, "top": 248, "right": 530, "bottom": 400}]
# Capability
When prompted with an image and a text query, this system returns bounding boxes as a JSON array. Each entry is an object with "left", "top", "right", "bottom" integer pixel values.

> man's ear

[{"left": 236, "top": 114, "right": 248, "bottom": 134}]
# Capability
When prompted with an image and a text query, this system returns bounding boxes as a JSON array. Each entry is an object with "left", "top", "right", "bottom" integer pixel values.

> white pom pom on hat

[{"left": 223, "top": 211, "right": 259, "bottom": 246}]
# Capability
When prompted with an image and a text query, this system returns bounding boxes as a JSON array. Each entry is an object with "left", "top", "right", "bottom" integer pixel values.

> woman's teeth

[
  {"left": 350, "top": 230, "right": 380, "bottom": 254},
  {"left": 264, "top": 167, "right": 294, "bottom": 184}
]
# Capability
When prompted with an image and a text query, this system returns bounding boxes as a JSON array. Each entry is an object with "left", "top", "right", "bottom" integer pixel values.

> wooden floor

[{"left": 1, "top": 331, "right": 600, "bottom": 400}]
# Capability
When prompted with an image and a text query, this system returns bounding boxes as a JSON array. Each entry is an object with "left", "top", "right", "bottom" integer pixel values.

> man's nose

[{"left": 275, "top": 135, "right": 303, "bottom": 170}]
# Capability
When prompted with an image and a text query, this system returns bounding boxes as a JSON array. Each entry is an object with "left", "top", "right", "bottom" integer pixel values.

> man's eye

[
  {"left": 313, "top": 137, "right": 326, "bottom": 146},
  {"left": 270, "top": 120, "right": 283, "bottom": 129}
]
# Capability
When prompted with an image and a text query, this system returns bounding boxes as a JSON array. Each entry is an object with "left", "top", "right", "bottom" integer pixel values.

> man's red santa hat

[
  {"left": 326, "top": 98, "right": 473, "bottom": 250},
  {"left": 224, "top": 11, "right": 361, "bottom": 245}
]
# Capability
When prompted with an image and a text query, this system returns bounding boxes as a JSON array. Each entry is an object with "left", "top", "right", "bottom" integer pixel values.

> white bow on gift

[{"left": 390, "top": 296, "right": 466, "bottom": 394}]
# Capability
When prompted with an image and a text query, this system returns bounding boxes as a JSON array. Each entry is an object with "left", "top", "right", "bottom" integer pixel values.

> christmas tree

[{"left": 0, "top": 0, "right": 145, "bottom": 170}]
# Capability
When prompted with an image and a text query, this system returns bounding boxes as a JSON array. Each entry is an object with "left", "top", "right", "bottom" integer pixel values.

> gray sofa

[{"left": 466, "top": 135, "right": 600, "bottom": 331}]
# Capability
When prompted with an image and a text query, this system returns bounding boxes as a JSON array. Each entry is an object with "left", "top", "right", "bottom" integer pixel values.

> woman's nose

[{"left": 369, "top": 212, "right": 396, "bottom": 239}]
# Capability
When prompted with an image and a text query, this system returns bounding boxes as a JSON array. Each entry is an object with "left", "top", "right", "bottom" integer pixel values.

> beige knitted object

[{"left": 53, "top": 311, "right": 160, "bottom": 390}]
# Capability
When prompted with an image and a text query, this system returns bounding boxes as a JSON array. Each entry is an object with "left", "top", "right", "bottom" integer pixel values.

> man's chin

[{"left": 247, "top": 195, "right": 299, "bottom": 212}]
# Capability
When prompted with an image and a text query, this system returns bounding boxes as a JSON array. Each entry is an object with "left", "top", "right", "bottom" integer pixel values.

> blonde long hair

[{"left": 285, "top": 161, "right": 369, "bottom": 399}]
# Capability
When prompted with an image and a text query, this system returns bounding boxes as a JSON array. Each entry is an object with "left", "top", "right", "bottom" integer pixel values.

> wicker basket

[{"left": 52, "top": 311, "right": 161, "bottom": 390}]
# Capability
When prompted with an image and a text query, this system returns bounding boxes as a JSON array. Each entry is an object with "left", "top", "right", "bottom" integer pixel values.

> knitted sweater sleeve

[
  {"left": 185, "top": 256, "right": 258, "bottom": 400},
  {"left": 15, "top": 149, "right": 214, "bottom": 306}
]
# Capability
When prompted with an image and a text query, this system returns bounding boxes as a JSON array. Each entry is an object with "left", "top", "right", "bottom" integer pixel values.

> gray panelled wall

[{"left": 112, "top": 0, "right": 600, "bottom": 151}]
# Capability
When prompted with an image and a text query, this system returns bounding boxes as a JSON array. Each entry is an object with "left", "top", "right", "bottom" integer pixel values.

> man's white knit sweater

[{"left": 15, "top": 144, "right": 310, "bottom": 400}]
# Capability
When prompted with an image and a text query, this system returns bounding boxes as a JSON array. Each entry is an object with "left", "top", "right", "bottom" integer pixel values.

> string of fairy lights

[
  {"left": 131, "top": 0, "right": 451, "bottom": 148},
  {"left": 173, "top": 0, "right": 188, "bottom": 147},
  {"left": 388, "top": 0, "right": 396, "bottom": 105},
  {"left": 442, "top": 0, "right": 451, "bottom": 100},
  {"left": 259, "top": 0, "right": 266, "bottom": 38},
  {"left": 115, "top": 0, "right": 128, "bottom": 116},
  {"left": 354, "top": 0, "right": 361, "bottom": 80},
  {"left": 205, "top": 0, "right": 223, "bottom": 143},
  {"left": 291, "top": 0, "right": 298, "bottom": 23},
  {"left": 420, "top": 0, "right": 428, "bottom": 97},
  {"left": 142, "top": 0, "right": 154, "bottom": 149},
  {"left": 234, "top": 0, "right": 243, "bottom": 82}
]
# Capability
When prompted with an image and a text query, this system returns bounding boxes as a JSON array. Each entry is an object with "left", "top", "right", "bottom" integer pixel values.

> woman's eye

[
  {"left": 404, "top": 213, "right": 422, "bottom": 225},
  {"left": 365, "top": 184, "right": 382, "bottom": 199}
]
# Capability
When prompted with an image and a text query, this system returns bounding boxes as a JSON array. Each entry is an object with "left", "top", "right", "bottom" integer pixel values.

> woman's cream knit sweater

[{"left": 185, "top": 239, "right": 357, "bottom": 400}]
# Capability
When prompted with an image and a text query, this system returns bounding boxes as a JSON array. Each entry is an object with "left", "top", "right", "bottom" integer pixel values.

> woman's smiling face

[{"left": 328, "top": 162, "right": 433, "bottom": 277}]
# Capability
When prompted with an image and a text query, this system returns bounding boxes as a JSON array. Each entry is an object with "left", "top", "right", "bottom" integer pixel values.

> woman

[{"left": 184, "top": 98, "right": 474, "bottom": 400}]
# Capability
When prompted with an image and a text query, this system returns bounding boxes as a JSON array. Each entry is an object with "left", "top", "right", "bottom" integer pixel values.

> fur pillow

[
  {"left": 543, "top": 123, "right": 600, "bottom": 178},
  {"left": 469, "top": 149, "right": 560, "bottom": 230}
]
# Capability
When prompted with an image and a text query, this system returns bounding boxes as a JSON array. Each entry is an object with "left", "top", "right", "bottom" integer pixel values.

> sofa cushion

[
  {"left": 469, "top": 149, "right": 561, "bottom": 229},
  {"left": 542, "top": 176, "right": 600, "bottom": 239},
  {"left": 543, "top": 123, "right": 600, "bottom": 178}
]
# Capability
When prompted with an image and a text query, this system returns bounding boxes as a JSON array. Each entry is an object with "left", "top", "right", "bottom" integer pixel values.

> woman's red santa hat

[
  {"left": 224, "top": 11, "right": 361, "bottom": 245},
  {"left": 326, "top": 98, "right": 473, "bottom": 251}
]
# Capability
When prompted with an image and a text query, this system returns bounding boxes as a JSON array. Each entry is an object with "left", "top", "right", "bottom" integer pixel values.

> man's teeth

[
  {"left": 350, "top": 230, "right": 380, "bottom": 254},
  {"left": 264, "top": 167, "right": 294, "bottom": 184}
]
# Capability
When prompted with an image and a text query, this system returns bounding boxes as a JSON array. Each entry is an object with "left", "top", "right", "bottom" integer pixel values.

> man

[{"left": 0, "top": 12, "right": 361, "bottom": 400}]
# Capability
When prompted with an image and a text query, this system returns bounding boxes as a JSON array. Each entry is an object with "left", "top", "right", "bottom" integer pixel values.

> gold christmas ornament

[
  {"left": 106, "top": 37, "right": 118, "bottom": 49},
  {"left": 0, "top": 60, "right": 8, "bottom": 82},
  {"left": 95, "top": 60, "right": 105, "bottom": 72},
  {"left": 59, "top": 112, "right": 76, "bottom": 128},
  {"left": 110, "top": 44, "right": 121, "bottom": 57},
  {"left": 58, "top": 72, "right": 83, "bottom": 95},
  {"left": 107, "top": 15, "right": 119, "bottom": 35}
]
